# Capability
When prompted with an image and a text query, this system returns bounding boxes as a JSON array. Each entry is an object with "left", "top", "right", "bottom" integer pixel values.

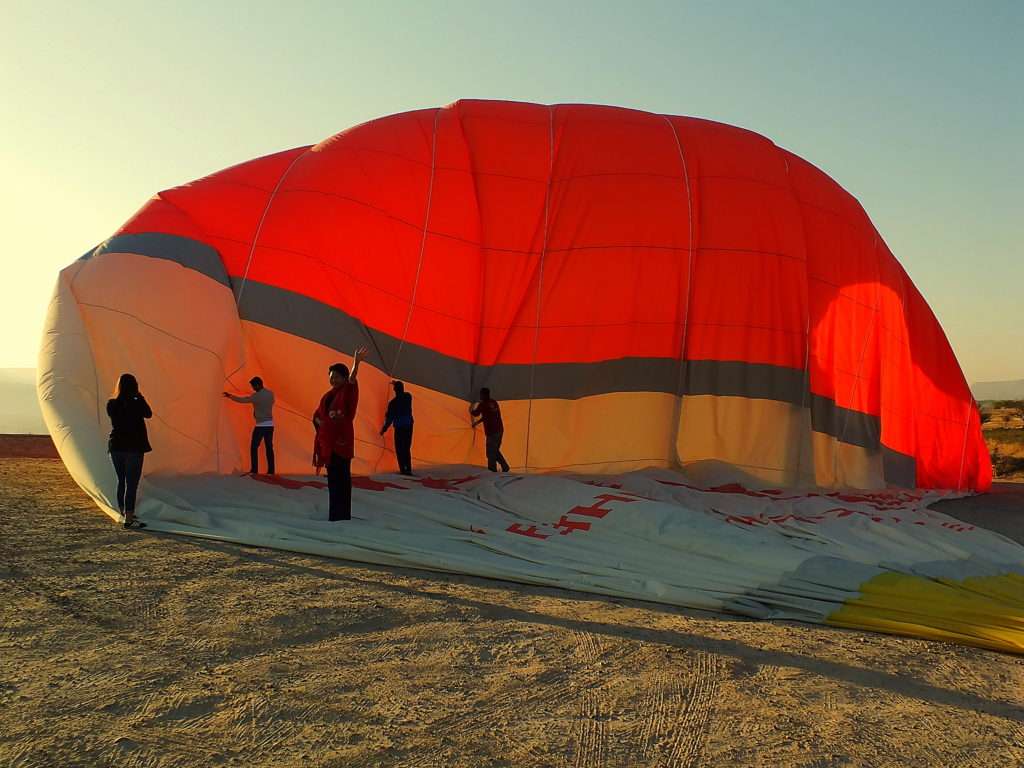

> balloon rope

[
  {"left": 524, "top": 106, "right": 555, "bottom": 474},
  {"left": 389, "top": 108, "right": 441, "bottom": 382},
  {"left": 956, "top": 400, "right": 972, "bottom": 492},
  {"left": 221, "top": 149, "right": 305, "bottom": 471},
  {"left": 663, "top": 116, "right": 694, "bottom": 470},
  {"left": 222, "top": 148, "right": 308, "bottom": 394},
  {"left": 372, "top": 109, "right": 440, "bottom": 474},
  {"left": 235, "top": 149, "right": 307, "bottom": 311},
  {"left": 835, "top": 235, "right": 880, "bottom": 486},
  {"left": 779, "top": 151, "right": 813, "bottom": 486}
]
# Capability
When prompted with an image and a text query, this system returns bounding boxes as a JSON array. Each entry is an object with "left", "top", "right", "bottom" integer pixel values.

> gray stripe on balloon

[
  {"left": 88, "top": 230, "right": 916, "bottom": 486},
  {"left": 88, "top": 233, "right": 233, "bottom": 287},
  {"left": 234, "top": 281, "right": 911, "bottom": 483}
]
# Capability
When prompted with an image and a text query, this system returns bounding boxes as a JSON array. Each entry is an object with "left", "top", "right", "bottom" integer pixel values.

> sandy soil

[{"left": 2, "top": 458, "right": 1024, "bottom": 767}]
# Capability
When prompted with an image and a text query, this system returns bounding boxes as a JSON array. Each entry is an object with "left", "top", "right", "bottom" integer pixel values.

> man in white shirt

[{"left": 223, "top": 376, "right": 276, "bottom": 475}]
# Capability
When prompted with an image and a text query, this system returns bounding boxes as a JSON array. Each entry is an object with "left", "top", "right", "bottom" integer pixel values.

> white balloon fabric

[{"left": 114, "top": 466, "right": 1023, "bottom": 653}]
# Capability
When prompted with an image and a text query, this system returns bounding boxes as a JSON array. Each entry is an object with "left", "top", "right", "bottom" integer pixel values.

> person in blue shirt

[{"left": 380, "top": 380, "right": 415, "bottom": 475}]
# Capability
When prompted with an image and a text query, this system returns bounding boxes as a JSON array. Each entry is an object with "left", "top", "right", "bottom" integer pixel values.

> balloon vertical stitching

[
  {"left": 836, "top": 234, "right": 880, "bottom": 486},
  {"left": 390, "top": 108, "right": 442, "bottom": 381},
  {"left": 68, "top": 254, "right": 105, "bottom": 428},
  {"left": 225, "top": 149, "right": 304, "bottom": 473},
  {"left": 957, "top": 400, "right": 971, "bottom": 491},
  {"left": 524, "top": 105, "right": 555, "bottom": 474},
  {"left": 780, "top": 150, "right": 813, "bottom": 486},
  {"left": 663, "top": 116, "right": 694, "bottom": 469},
  {"left": 235, "top": 149, "right": 308, "bottom": 311}
]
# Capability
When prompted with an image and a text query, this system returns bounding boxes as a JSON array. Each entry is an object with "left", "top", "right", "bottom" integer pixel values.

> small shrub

[
  {"left": 992, "top": 454, "right": 1024, "bottom": 477},
  {"left": 993, "top": 399, "right": 1024, "bottom": 411}
]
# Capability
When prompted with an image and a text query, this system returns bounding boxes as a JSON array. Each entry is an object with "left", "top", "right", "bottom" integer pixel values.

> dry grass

[
  {"left": 2, "top": 458, "right": 1024, "bottom": 766},
  {"left": 984, "top": 408, "right": 1024, "bottom": 480}
]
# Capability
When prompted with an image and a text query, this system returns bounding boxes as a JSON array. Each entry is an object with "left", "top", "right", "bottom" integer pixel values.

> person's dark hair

[
  {"left": 249, "top": 376, "right": 263, "bottom": 388},
  {"left": 329, "top": 362, "right": 349, "bottom": 379},
  {"left": 392, "top": 381, "right": 404, "bottom": 393},
  {"left": 115, "top": 373, "right": 139, "bottom": 400},
  {"left": 480, "top": 387, "right": 491, "bottom": 399}
]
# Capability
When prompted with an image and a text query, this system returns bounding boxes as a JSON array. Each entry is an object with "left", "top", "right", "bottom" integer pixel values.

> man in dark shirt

[
  {"left": 470, "top": 387, "right": 510, "bottom": 472},
  {"left": 380, "top": 380, "right": 415, "bottom": 475}
]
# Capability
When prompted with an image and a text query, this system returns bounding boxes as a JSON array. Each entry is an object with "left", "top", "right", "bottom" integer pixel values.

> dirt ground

[{"left": 2, "top": 458, "right": 1024, "bottom": 767}]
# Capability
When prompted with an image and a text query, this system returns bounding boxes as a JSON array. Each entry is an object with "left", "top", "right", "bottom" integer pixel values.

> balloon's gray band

[
  {"left": 87, "top": 231, "right": 917, "bottom": 486},
  {"left": 85, "top": 233, "right": 233, "bottom": 288}
]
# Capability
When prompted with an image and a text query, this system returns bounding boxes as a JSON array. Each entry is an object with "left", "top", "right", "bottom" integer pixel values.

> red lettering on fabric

[
  {"left": 566, "top": 493, "right": 636, "bottom": 519},
  {"left": 352, "top": 477, "right": 407, "bottom": 491},
  {"left": 767, "top": 513, "right": 820, "bottom": 524},
  {"left": 415, "top": 476, "right": 478, "bottom": 491},
  {"left": 594, "top": 493, "right": 640, "bottom": 505},
  {"left": 250, "top": 475, "right": 327, "bottom": 490},
  {"left": 940, "top": 521, "right": 973, "bottom": 532},
  {"left": 554, "top": 516, "right": 592, "bottom": 535},
  {"left": 507, "top": 524, "right": 549, "bottom": 539},
  {"left": 567, "top": 503, "right": 612, "bottom": 519},
  {"left": 725, "top": 514, "right": 765, "bottom": 526},
  {"left": 554, "top": 492, "right": 641, "bottom": 535}
]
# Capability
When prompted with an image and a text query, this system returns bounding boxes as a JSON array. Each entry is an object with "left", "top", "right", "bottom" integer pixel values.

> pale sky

[{"left": 2, "top": 0, "right": 1021, "bottom": 382}]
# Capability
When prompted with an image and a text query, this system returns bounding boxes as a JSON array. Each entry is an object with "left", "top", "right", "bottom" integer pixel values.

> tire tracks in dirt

[
  {"left": 404, "top": 629, "right": 611, "bottom": 768},
  {"left": 570, "top": 630, "right": 609, "bottom": 768},
  {"left": 634, "top": 650, "right": 725, "bottom": 768}
]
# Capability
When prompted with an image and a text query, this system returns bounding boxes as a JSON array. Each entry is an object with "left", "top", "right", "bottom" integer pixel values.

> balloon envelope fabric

[
  {"left": 39, "top": 101, "right": 1016, "bottom": 651},
  {"left": 87, "top": 467, "right": 1024, "bottom": 653}
]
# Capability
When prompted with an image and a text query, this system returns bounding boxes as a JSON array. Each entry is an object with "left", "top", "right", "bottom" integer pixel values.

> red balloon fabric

[{"left": 103, "top": 99, "right": 989, "bottom": 490}]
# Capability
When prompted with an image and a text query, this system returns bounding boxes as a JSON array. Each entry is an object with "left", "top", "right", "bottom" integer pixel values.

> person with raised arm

[{"left": 313, "top": 347, "right": 368, "bottom": 521}]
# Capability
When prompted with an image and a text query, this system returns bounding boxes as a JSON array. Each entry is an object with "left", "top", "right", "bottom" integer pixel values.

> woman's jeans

[{"left": 111, "top": 451, "right": 145, "bottom": 513}]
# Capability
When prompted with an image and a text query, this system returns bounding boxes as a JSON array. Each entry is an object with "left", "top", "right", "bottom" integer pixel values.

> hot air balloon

[{"left": 39, "top": 101, "right": 1021, "bottom": 652}]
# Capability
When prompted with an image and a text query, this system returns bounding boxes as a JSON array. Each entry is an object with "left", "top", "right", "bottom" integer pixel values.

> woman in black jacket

[{"left": 107, "top": 373, "right": 153, "bottom": 528}]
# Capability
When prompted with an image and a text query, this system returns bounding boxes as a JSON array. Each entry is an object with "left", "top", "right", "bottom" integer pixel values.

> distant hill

[
  {"left": 973, "top": 379, "right": 1024, "bottom": 402},
  {"left": 0, "top": 369, "right": 48, "bottom": 434}
]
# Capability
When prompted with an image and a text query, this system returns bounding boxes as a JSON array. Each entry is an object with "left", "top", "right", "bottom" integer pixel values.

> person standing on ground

[
  {"left": 313, "top": 347, "right": 368, "bottom": 521},
  {"left": 470, "top": 387, "right": 510, "bottom": 472},
  {"left": 223, "top": 376, "right": 276, "bottom": 475},
  {"left": 107, "top": 373, "right": 153, "bottom": 529},
  {"left": 380, "top": 380, "right": 415, "bottom": 475}
]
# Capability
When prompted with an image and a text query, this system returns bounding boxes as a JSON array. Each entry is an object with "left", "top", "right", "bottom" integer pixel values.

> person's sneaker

[{"left": 122, "top": 513, "right": 147, "bottom": 529}]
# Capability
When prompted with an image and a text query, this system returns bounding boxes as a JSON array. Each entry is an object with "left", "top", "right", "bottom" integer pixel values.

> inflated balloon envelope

[{"left": 37, "top": 100, "right": 1022, "bottom": 652}]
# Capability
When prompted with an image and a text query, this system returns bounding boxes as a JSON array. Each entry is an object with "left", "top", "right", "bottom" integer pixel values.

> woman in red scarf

[{"left": 313, "top": 346, "right": 367, "bottom": 521}]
